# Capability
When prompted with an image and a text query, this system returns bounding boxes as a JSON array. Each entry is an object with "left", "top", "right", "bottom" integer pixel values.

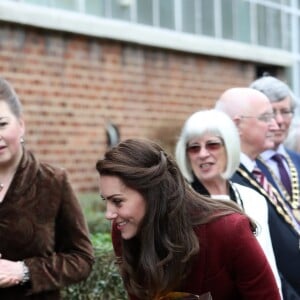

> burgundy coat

[
  {"left": 0, "top": 149, "right": 94, "bottom": 299},
  {"left": 112, "top": 213, "right": 280, "bottom": 300}
]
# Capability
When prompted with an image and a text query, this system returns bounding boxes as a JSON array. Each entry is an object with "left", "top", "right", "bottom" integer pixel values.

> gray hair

[
  {"left": 175, "top": 109, "right": 241, "bottom": 182},
  {"left": 250, "top": 75, "right": 296, "bottom": 110},
  {"left": 285, "top": 119, "right": 300, "bottom": 152}
]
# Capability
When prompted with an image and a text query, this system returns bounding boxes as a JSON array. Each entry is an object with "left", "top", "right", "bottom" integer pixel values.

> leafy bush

[
  {"left": 62, "top": 194, "right": 127, "bottom": 299},
  {"left": 62, "top": 233, "right": 127, "bottom": 300},
  {"left": 78, "top": 193, "right": 111, "bottom": 234}
]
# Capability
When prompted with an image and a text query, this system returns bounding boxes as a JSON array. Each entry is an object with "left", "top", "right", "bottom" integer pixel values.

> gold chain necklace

[
  {"left": 237, "top": 167, "right": 300, "bottom": 237},
  {"left": 257, "top": 155, "right": 300, "bottom": 223},
  {"left": 284, "top": 154, "right": 300, "bottom": 209}
]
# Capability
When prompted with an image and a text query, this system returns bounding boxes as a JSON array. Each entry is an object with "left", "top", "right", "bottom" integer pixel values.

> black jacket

[{"left": 231, "top": 164, "right": 300, "bottom": 299}]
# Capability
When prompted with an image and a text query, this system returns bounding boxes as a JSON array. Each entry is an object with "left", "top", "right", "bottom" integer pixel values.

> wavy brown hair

[{"left": 96, "top": 138, "right": 255, "bottom": 299}]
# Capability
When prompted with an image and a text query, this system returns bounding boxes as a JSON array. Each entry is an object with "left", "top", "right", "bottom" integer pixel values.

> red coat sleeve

[
  {"left": 227, "top": 214, "right": 280, "bottom": 299},
  {"left": 200, "top": 213, "right": 281, "bottom": 300}
]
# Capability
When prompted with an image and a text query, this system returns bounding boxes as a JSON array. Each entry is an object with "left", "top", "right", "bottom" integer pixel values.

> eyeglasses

[
  {"left": 186, "top": 140, "right": 223, "bottom": 155},
  {"left": 240, "top": 112, "right": 275, "bottom": 123}
]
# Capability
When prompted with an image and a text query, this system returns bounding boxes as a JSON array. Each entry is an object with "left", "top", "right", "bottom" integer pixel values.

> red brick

[{"left": 0, "top": 22, "right": 256, "bottom": 192}]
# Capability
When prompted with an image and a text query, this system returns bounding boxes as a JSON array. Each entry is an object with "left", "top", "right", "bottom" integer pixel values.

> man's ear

[
  {"left": 232, "top": 116, "right": 242, "bottom": 128},
  {"left": 233, "top": 116, "right": 242, "bottom": 134}
]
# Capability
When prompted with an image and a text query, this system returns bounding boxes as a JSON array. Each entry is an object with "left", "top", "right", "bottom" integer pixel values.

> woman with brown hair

[{"left": 96, "top": 138, "right": 280, "bottom": 300}]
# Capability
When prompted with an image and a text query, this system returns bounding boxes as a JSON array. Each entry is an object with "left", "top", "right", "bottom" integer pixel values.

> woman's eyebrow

[{"left": 102, "top": 193, "right": 122, "bottom": 200}]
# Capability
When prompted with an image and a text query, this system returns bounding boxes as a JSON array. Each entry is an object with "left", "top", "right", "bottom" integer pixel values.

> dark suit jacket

[
  {"left": 232, "top": 165, "right": 300, "bottom": 298},
  {"left": 112, "top": 213, "right": 280, "bottom": 300}
]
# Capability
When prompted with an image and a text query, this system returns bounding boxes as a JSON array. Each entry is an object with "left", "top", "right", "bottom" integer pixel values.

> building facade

[{"left": 0, "top": 0, "right": 298, "bottom": 192}]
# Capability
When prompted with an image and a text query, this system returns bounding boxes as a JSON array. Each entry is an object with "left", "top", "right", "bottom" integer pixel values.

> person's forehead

[
  {"left": 247, "top": 96, "right": 272, "bottom": 112},
  {"left": 189, "top": 133, "right": 221, "bottom": 143},
  {"left": 271, "top": 96, "right": 292, "bottom": 106}
]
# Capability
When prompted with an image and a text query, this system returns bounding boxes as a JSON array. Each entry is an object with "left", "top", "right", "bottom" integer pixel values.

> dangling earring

[{"left": 20, "top": 137, "right": 25, "bottom": 144}]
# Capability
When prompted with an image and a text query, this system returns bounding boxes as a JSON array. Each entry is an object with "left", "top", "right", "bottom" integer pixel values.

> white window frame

[{"left": 0, "top": 0, "right": 292, "bottom": 67}]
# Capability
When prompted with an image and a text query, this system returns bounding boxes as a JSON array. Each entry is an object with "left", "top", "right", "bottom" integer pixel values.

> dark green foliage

[
  {"left": 61, "top": 194, "right": 128, "bottom": 299},
  {"left": 78, "top": 193, "right": 111, "bottom": 234},
  {"left": 62, "top": 233, "right": 128, "bottom": 300}
]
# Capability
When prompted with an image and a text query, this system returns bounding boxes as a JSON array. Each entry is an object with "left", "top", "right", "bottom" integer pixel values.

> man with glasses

[
  {"left": 250, "top": 75, "right": 300, "bottom": 224},
  {"left": 215, "top": 87, "right": 278, "bottom": 162},
  {"left": 215, "top": 87, "right": 300, "bottom": 299}
]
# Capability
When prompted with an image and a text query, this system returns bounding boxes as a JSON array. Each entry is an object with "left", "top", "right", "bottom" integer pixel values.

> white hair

[{"left": 175, "top": 109, "right": 241, "bottom": 182}]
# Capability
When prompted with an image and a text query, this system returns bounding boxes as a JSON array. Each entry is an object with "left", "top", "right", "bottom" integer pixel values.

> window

[
  {"left": 201, "top": 0, "right": 214, "bottom": 36},
  {"left": 52, "top": 0, "right": 77, "bottom": 10},
  {"left": 182, "top": 0, "right": 196, "bottom": 34},
  {"left": 111, "top": 0, "right": 131, "bottom": 21},
  {"left": 221, "top": 0, "right": 234, "bottom": 39},
  {"left": 235, "top": 0, "right": 251, "bottom": 43},
  {"left": 257, "top": 4, "right": 268, "bottom": 46},
  {"left": 85, "top": 1, "right": 105, "bottom": 16},
  {"left": 137, "top": 0, "right": 153, "bottom": 25},
  {"left": 299, "top": 17, "right": 300, "bottom": 52},
  {"left": 268, "top": 7, "right": 282, "bottom": 48},
  {"left": 159, "top": 0, "right": 174, "bottom": 29},
  {"left": 282, "top": 7, "right": 291, "bottom": 50},
  {"left": 24, "top": 0, "right": 49, "bottom": 6}
]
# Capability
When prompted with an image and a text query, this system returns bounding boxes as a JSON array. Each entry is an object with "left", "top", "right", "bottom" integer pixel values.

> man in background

[
  {"left": 215, "top": 87, "right": 300, "bottom": 299},
  {"left": 250, "top": 75, "right": 300, "bottom": 228}
]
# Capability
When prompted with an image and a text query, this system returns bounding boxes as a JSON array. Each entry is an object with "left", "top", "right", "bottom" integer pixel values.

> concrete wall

[{"left": 0, "top": 21, "right": 255, "bottom": 192}]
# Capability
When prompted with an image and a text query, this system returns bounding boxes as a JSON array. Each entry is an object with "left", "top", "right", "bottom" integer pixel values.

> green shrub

[
  {"left": 78, "top": 193, "right": 111, "bottom": 234},
  {"left": 64, "top": 194, "right": 127, "bottom": 299},
  {"left": 62, "top": 233, "right": 128, "bottom": 300}
]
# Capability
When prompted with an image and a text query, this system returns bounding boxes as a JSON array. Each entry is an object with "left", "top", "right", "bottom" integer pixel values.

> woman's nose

[
  {"left": 105, "top": 205, "right": 118, "bottom": 220},
  {"left": 198, "top": 146, "right": 210, "bottom": 157}
]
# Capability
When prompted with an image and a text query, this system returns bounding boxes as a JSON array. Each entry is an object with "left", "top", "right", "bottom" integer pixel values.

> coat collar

[{"left": 6, "top": 147, "right": 40, "bottom": 197}]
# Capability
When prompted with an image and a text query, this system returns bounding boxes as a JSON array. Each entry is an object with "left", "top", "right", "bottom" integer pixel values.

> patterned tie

[
  {"left": 251, "top": 167, "right": 299, "bottom": 230},
  {"left": 271, "top": 153, "right": 292, "bottom": 196},
  {"left": 252, "top": 167, "right": 278, "bottom": 205}
]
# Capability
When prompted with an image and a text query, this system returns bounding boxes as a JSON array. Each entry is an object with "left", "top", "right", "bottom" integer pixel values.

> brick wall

[{"left": 0, "top": 22, "right": 255, "bottom": 192}]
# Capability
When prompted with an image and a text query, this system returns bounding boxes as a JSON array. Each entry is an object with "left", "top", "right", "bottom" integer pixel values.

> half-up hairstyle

[{"left": 96, "top": 138, "right": 248, "bottom": 299}]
